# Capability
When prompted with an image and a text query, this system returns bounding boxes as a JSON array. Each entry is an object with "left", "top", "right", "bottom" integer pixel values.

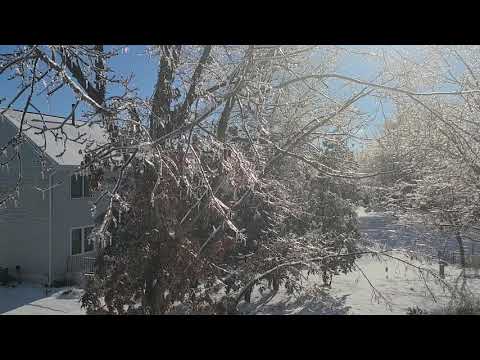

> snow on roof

[{"left": 1, "top": 109, "right": 108, "bottom": 166}]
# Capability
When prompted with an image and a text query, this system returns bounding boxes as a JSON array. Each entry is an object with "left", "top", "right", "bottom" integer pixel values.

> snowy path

[{"left": 0, "top": 285, "right": 85, "bottom": 315}]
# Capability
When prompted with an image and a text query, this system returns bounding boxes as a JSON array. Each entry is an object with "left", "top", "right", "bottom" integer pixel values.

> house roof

[{"left": 1, "top": 109, "right": 109, "bottom": 166}]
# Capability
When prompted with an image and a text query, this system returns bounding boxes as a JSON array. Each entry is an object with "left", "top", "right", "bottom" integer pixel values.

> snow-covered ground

[
  {"left": 2, "top": 207, "right": 478, "bottom": 315},
  {"left": 240, "top": 255, "right": 480, "bottom": 315},
  {"left": 0, "top": 284, "right": 85, "bottom": 315},
  {"left": 327, "top": 254, "right": 480, "bottom": 314},
  {"left": 241, "top": 208, "right": 480, "bottom": 315}
]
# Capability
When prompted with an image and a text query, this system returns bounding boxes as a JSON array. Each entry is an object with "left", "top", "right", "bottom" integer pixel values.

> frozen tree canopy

[{"left": 2, "top": 45, "right": 480, "bottom": 315}]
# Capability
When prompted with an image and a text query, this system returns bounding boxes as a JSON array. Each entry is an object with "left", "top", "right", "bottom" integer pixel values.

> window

[
  {"left": 71, "top": 228, "right": 82, "bottom": 255},
  {"left": 71, "top": 175, "right": 90, "bottom": 198},
  {"left": 71, "top": 226, "right": 94, "bottom": 255}
]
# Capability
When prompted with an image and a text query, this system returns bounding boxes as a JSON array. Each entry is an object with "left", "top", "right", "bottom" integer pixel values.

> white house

[{"left": 0, "top": 109, "right": 108, "bottom": 286}]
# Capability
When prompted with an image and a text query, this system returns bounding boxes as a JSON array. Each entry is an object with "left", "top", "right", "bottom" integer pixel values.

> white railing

[{"left": 66, "top": 255, "right": 96, "bottom": 274}]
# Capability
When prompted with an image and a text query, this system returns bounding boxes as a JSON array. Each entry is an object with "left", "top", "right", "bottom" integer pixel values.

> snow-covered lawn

[
  {"left": 327, "top": 255, "right": 480, "bottom": 314},
  {"left": 3, "top": 207, "right": 478, "bottom": 315},
  {"left": 0, "top": 284, "right": 85, "bottom": 315},
  {"left": 241, "top": 208, "right": 480, "bottom": 315},
  {"left": 240, "top": 254, "right": 480, "bottom": 315}
]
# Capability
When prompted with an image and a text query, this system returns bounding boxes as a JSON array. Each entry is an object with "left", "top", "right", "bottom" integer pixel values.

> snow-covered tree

[{"left": 5, "top": 45, "right": 434, "bottom": 314}]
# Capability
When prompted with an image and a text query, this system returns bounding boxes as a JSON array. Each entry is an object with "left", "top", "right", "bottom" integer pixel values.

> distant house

[{"left": 0, "top": 109, "right": 108, "bottom": 285}]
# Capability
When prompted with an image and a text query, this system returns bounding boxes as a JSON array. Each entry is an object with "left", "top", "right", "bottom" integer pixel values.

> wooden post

[
  {"left": 439, "top": 261, "right": 445, "bottom": 279},
  {"left": 472, "top": 255, "right": 480, "bottom": 277},
  {"left": 15, "top": 265, "right": 21, "bottom": 284}
]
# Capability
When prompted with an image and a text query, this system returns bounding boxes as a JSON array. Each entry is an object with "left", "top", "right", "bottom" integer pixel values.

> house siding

[
  {"left": 51, "top": 167, "right": 98, "bottom": 281},
  {"left": 0, "top": 114, "right": 108, "bottom": 284},
  {"left": 0, "top": 116, "right": 50, "bottom": 283}
]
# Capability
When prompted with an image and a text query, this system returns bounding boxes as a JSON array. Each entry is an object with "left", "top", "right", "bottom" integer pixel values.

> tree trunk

[
  {"left": 142, "top": 262, "right": 156, "bottom": 314},
  {"left": 216, "top": 97, "right": 234, "bottom": 141},
  {"left": 93, "top": 45, "right": 106, "bottom": 106},
  {"left": 149, "top": 45, "right": 182, "bottom": 140}
]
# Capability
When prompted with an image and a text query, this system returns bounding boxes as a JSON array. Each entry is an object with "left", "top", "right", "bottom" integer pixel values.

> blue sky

[
  {"left": 0, "top": 45, "right": 157, "bottom": 117},
  {"left": 0, "top": 45, "right": 393, "bottom": 139}
]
